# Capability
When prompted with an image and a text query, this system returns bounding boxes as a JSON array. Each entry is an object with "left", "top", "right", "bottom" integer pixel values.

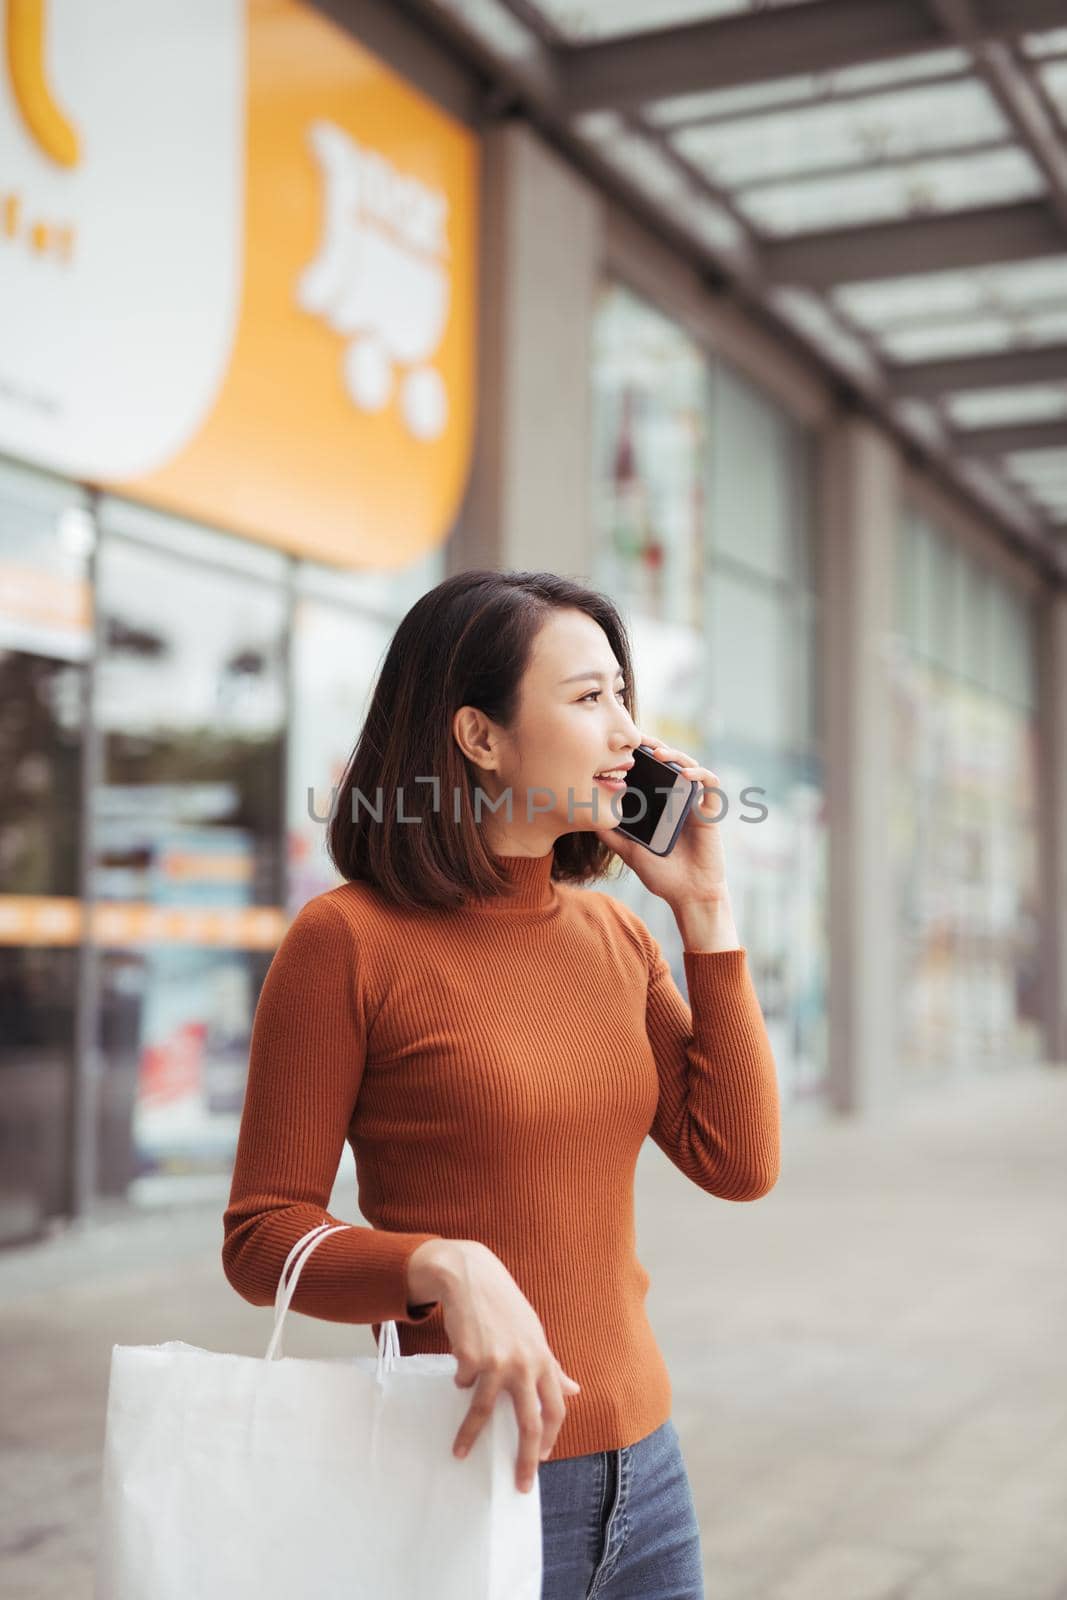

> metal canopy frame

[
  {"left": 554, "top": 0, "right": 1066, "bottom": 110},
  {"left": 763, "top": 203, "right": 1064, "bottom": 284},
  {"left": 961, "top": 418, "right": 1066, "bottom": 453},
  {"left": 896, "top": 341, "right": 1067, "bottom": 394},
  {"left": 361, "top": 0, "right": 1067, "bottom": 580}
]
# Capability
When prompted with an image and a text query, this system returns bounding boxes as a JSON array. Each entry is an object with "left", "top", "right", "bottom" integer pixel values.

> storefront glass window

[
  {"left": 708, "top": 364, "right": 810, "bottom": 588},
  {"left": 591, "top": 284, "right": 705, "bottom": 630},
  {"left": 91, "top": 505, "right": 288, "bottom": 1203},
  {"left": 288, "top": 552, "right": 446, "bottom": 911},
  {"left": 0, "top": 457, "right": 93, "bottom": 1239},
  {"left": 704, "top": 363, "right": 826, "bottom": 1106},
  {"left": 890, "top": 508, "right": 1041, "bottom": 1077},
  {"left": 590, "top": 292, "right": 827, "bottom": 1105}
]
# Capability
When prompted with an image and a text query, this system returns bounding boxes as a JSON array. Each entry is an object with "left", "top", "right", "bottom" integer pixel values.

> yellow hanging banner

[{"left": 0, "top": 0, "right": 478, "bottom": 568}]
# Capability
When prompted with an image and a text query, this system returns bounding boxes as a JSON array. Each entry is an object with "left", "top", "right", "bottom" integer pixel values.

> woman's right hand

[{"left": 405, "top": 1238, "right": 581, "bottom": 1494}]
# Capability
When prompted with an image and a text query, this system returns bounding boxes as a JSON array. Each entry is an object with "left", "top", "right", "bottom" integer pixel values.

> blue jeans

[{"left": 537, "top": 1417, "right": 705, "bottom": 1598}]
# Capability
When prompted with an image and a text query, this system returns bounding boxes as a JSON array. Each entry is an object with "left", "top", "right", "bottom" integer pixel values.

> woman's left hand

[{"left": 602, "top": 738, "right": 729, "bottom": 909}]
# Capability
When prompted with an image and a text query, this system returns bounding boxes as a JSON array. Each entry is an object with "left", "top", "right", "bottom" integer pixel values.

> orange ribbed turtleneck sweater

[{"left": 222, "top": 847, "right": 781, "bottom": 1460}]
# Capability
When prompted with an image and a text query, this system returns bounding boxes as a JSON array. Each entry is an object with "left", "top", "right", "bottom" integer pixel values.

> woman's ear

[{"left": 452, "top": 705, "right": 496, "bottom": 772}]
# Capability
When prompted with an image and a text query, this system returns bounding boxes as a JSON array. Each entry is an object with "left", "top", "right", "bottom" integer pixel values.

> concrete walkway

[{"left": 1, "top": 1063, "right": 1065, "bottom": 1599}]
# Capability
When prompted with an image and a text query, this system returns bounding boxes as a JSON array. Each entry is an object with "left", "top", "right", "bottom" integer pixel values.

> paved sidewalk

[{"left": 1, "top": 1063, "right": 1065, "bottom": 1599}]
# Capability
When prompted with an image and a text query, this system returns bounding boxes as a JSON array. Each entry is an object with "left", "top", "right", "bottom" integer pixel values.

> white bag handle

[
  {"left": 263, "top": 1219, "right": 403, "bottom": 1381},
  {"left": 266, "top": 1221, "right": 346, "bottom": 1356}
]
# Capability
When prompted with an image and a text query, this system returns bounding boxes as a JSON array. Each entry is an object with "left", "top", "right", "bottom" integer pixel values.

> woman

[{"left": 222, "top": 568, "right": 781, "bottom": 1598}]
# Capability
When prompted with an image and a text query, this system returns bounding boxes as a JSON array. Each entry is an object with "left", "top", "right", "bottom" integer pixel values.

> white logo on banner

[{"left": 297, "top": 120, "right": 451, "bottom": 442}]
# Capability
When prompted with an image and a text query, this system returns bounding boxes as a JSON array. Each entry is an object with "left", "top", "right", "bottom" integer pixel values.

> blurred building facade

[{"left": 1, "top": 0, "right": 1065, "bottom": 1245}]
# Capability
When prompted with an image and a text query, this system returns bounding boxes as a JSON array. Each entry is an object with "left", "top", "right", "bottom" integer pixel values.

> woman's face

[{"left": 454, "top": 607, "right": 643, "bottom": 852}]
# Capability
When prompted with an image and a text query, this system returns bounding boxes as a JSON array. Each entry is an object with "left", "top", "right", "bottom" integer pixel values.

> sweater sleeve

[
  {"left": 644, "top": 934, "right": 781, "bottom": 1201},
  {"left": 221, "top": 893, "right": 445, "bottom": 1325}
]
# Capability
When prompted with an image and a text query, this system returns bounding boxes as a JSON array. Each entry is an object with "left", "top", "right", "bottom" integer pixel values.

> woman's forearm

[{"left": 671, "top": 888, "right": 741, "bottom": 953}]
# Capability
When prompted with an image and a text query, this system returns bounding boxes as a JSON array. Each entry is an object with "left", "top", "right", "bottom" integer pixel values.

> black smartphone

[{"left": 609, "top": 743, "right": 701, "bottom": 856}]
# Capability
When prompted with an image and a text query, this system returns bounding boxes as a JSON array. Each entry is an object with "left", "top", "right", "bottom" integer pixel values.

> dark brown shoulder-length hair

[{"left": 326, "top": 568, "right": 640, "bottom": 911}]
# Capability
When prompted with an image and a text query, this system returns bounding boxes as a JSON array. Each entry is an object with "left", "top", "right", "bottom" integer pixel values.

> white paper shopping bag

[{"left": 92, "top": 1220, "right": 543, "bottom": 1598}]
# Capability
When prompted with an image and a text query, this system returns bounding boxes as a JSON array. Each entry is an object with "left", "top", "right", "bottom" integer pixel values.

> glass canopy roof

[
  {"left": 735, "top": 146, "right": 1043, "bottom": 236},
  {"left": 946, "top": 386, "right": 1067, "bottom": 429},
  {"left": 1024, "top": 29, "right": 1067, "bottom": 59},
  {"left": 672, "top": 79, "right": 1010, "bottom": 188},
  {"left": 423, "top": 0, "right": 1067, "bottom": 551}
]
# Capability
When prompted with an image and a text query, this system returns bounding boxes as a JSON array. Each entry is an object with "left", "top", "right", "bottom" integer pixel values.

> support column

[
  {"left": 451, "top": 120, "right": 602, "bottom": 577},
  {"left": 820, "top": 412, "right": 900, "bottom": 1115},
  {"left": 1038, "top": 585, "right": 1067, "bottom": 1066}
]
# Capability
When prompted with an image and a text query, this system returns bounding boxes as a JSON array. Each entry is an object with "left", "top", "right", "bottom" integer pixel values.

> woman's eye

[{"left": 580, "top": 687, "right": 627, "bottom": 702}]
